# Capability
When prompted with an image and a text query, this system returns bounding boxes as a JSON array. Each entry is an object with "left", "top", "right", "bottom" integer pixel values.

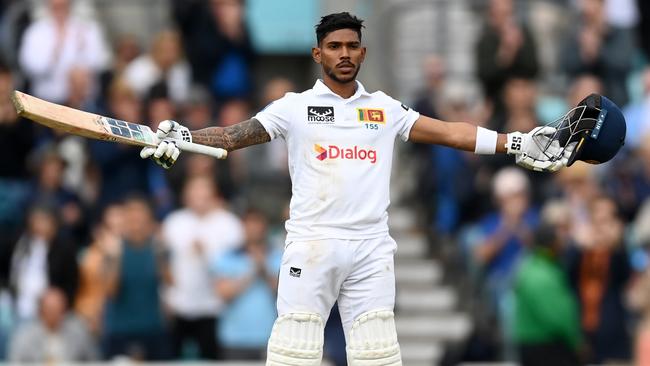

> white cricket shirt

[{"left": 255, "top": 80, "right": 420, "bottom": 241}]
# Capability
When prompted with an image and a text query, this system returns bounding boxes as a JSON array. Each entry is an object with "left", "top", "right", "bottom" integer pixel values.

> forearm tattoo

[{"left": 191, "top": 118, "right": 271, "bottom": 151}]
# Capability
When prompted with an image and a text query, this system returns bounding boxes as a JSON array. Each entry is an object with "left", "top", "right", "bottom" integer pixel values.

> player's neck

[{"left": 322, "top": 76, "right": 357, "bottom": 99}]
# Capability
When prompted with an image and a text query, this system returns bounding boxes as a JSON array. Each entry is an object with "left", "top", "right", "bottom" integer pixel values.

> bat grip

[{"left": 175, "top": 140, "right": 228, "bottom": 159}]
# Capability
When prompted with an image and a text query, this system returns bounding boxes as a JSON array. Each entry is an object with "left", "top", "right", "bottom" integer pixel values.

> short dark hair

[{"left": 315, "top": 12, "right": 364, "bottom": 45}]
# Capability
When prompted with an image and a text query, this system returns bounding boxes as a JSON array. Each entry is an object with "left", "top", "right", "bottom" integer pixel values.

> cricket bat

[{"left": 11, "top": 90, "right": 228, "bottom": 159}]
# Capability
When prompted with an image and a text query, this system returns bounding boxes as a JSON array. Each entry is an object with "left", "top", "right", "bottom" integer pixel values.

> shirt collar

[{"left": 313, "top": 79, "right": 371, "bottom": 100}]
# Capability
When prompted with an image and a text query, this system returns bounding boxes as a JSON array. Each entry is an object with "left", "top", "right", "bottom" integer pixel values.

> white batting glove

[
  {"left": 506, "top": 126, "right": 577, "bottom": 172},
  {"left": 140, "top": 120, "right": 190, "bottom": 169}
]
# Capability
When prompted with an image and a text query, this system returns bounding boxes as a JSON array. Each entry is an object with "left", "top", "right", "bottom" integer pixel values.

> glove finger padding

[
  {"left": 163, "top": 141, "right": 176, "bottom": 159},
  {"left": 149, "top": 140, "right": 180, "bottom": 169},
  {"left": 515, "top": 154, "right": 561, "bottom": 172},
  {"left": 171, "top": 148, "right": 180, "bottom": 161},
  {"left": 140, "top": 146, "right": 156, "bottom": 159},
  {"left": 154, "top": 141, "right": 168, "bottom": 159},
  {"left": 532, "top": 126, "right": 557, "bottom": 137},
  {"left": 528, "top": 128, "right": 562, "bottom": 160},
  {"left": 141, "top": 120, "right": 189, "bottom": 169},
  {"left": 156, "top": 119, "right": 177, "bottom": 137}
]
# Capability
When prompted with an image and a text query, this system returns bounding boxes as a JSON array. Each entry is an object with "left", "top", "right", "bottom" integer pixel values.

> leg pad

[
  {"left": 347, "top": 310, "right": 402, "bottom": 366},
  {"left": 266, "top": 312, "right": 324, "bottom": 366}
]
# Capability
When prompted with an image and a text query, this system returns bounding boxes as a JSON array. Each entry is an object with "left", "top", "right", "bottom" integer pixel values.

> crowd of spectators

[
  {"left": 0, "top": 0, "right": 300, "bottom": 363},
  {"left": 1, "top": 0, "right": 650, "bottom": 365},
  {"left": 411, "top": 0, "right": 650, "bottom": 364}
]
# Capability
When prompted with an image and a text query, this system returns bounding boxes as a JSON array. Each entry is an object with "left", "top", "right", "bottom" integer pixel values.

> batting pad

[
  {"left": 346, "top": 310, "right": 402, "bottom": 366},
  {"left": 266, "top": 312, "right": 324, "bottom": 366}
]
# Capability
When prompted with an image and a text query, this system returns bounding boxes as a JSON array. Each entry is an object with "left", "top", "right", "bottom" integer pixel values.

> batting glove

[
  {"left": 506, "top": 126, "right": 577, "bottom": 172},
  {"left": 140, "top": 120, "right": 191, "bottom": 169}
]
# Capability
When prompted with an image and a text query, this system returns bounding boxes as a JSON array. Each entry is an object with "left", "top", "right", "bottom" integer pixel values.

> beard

[{"left": 324, "top": 63, "right": 361, "bottom": 84}]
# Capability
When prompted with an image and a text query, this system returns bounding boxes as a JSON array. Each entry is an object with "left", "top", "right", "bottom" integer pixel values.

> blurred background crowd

[{"left": 0, "top": 0, "right": 650, "bottom": 365}]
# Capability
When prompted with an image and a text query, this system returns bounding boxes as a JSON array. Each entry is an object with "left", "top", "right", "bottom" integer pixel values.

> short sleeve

[
  {"left": 253, "top": 93, "right": 297, "bottom": 140},
  {"left": 392, "top": 100, "right": 420, "bottom": 142}
]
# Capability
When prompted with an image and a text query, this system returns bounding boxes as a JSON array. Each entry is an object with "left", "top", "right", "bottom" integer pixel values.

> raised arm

[
  {"left": 191, "top": 118, "right": 271, "bottom": 151},
  {"left": 408, "top": 115, "right": 508, "bottom": 153}
]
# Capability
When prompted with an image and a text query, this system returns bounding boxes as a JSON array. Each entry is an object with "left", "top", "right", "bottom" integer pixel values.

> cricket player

[{"left": 140, "top": 12, "right": 592, "bottom": 366}]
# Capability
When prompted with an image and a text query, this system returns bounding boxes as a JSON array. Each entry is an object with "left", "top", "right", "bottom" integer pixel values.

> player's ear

[
  {"left": 360, "top": 46, "right": 366, "bottom": 63},
  {"left": 312, "top": 47, "right": 321, "bottom": 64}
]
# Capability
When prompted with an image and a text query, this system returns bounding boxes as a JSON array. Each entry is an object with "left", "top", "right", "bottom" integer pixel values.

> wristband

[{"left": 475, "top": 126, "right": 498, "bottom": 155}]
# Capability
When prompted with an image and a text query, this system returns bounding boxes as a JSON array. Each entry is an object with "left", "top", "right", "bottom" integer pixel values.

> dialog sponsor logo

[
  {"left": 314, "top": 144, "right": 377, "bottom": 164},
  {"left": 314, "top": 144, "right": 327, "bottom": 161}
]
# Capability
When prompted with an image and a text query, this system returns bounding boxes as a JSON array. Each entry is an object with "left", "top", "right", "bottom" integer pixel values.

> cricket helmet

[{"left": 550, "top": 93, "right": 626, "bottom": 166}]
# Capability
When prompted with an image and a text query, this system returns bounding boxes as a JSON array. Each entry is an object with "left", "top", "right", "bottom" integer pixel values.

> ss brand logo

[{"left": 511, "top": 136, "right": 522, "bottom": 151}]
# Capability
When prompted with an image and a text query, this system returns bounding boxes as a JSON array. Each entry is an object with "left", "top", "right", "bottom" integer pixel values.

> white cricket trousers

[{"left": 276, "top": 235, "right": 397, "bottom": 340}]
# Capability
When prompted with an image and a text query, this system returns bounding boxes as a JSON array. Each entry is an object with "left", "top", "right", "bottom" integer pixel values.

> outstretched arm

[
  {"left": 408, "top": 115, "right": 508, "bottom": 153},
  {"left": 408, "top": 115, "right": 574, "bottom": 172},
  {"left": 191, "top": 118, "right": 271, "bottom": 152}
]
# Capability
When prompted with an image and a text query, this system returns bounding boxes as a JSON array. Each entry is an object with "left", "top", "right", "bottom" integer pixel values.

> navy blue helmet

[{"left": 554, "top": 93, "right": 626, "bottom": 166}]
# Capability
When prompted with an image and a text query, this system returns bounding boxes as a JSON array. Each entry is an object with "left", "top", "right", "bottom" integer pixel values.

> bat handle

[{"left": 175, "top": 140, "right": 228, "bottom": 159}]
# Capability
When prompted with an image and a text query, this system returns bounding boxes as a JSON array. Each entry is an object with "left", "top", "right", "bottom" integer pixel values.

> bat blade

[
  {"left": 11, "top": 91, "right": 227, "bottom": 159},
  {"left": 12, "top": 90, "right": 157, "bottom": 146}
]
